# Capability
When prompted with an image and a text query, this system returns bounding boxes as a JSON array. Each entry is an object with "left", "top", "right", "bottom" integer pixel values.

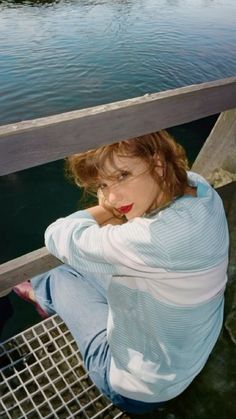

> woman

[{"left": 14, "top": 130, "right": 229, "bottom": 414}]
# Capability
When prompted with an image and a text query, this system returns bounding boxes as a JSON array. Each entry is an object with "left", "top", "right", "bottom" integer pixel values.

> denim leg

[
  {"left": 31, "top": 265, "right": 114, "bottom": 396},
  {"left": 31, "top": 265, "right": 110, "bottom": 358},
  {"left": 31, "top": 265, "right": 163, "bottom": 414}
]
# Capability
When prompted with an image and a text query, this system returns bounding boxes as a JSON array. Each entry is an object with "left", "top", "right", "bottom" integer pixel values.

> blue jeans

[{"left": 31, "top": 264, "right": 163, "bottom": 414}]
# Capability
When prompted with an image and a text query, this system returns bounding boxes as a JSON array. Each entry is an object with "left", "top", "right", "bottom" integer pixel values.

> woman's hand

[
  {"left": 97, "top": 189, "right": 124, "bottom": 219},
  {"left": 86, "top": 190, "right": 124, "bottom": 226},
  {"left": 97, "top": 189, "right": 124, "bottom": 225}
]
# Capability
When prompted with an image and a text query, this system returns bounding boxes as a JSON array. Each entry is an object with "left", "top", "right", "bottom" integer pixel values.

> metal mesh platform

[{"left": 0, "top": 315, "right": 124, "bottom": 419}]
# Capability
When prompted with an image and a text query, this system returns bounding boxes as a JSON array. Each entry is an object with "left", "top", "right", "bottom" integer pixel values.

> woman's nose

[{"left": 107, "top": 188, "right": 123, "bottom": 205}]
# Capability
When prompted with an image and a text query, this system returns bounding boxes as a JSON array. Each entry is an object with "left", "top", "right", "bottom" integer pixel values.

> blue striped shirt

[{"left": 45, "top": 172, "right": 229, "bottom": 402}]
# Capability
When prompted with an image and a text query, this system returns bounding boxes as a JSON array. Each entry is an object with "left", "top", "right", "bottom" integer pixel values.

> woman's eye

[
  {"left": 98, "top": 183, "right": 107, "bottom": 190},
  {"left": 118, "top": 171, "right": 130, "bottom": 181}
]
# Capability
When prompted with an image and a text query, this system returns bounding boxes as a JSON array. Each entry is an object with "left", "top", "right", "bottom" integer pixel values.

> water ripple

[{"left": 0, "top": 0, "right": 236, "bottom": 124}]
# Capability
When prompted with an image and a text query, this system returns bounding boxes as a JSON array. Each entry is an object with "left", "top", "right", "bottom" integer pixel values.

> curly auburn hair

[{"left": 65, "top": 130, "right": 189, "bottom": 209}]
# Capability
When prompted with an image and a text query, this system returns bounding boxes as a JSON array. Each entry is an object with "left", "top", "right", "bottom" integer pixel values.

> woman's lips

[{"left": 117, "top": 204, "right": 134, "bottom": 214}]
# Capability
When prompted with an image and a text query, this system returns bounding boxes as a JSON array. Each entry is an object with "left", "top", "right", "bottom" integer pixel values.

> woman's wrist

[{"left": 86, "top": 205, "right": 115, "bottom": 225}]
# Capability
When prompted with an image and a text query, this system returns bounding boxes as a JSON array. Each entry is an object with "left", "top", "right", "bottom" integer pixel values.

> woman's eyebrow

[{"left": 102, "top": 166, "right": 130, "bottom": 178}]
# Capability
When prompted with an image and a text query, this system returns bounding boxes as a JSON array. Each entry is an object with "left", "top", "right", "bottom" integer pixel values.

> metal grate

[{"left": 0, "top": 315, "right": 124, "bottom": 419}]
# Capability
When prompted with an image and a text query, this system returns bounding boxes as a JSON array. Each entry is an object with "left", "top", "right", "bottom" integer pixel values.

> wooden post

[{"left": 192, "top": 108, "right": 236, "bottom": 182}]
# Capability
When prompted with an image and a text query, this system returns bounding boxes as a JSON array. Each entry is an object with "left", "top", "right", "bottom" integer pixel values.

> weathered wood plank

[
  {"left": 192, "top": 108, "right": 236, "bottom": 179},
  {"left": 1, "top": 76, "right": 236, "bottom": 176},
  {"left": 0, "top": 248, "right": 61, "bottom": 293}
]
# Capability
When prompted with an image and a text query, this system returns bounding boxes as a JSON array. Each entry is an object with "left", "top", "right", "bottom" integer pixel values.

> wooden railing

[{"left": 1, "top": 76, "right": 236, "bottom": 293}]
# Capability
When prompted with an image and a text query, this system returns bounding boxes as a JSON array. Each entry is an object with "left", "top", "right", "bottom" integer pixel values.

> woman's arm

[{"left": 86, "top": 205, "right": 124, "bottom": 226}]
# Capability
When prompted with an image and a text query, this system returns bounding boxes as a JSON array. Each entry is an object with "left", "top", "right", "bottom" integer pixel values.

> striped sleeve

[
  {"left": 45, "top": 174, "right": 229, "bottom": 275},
  {"left": 45, "top": 211, "right": 165, "bottom": 275}
]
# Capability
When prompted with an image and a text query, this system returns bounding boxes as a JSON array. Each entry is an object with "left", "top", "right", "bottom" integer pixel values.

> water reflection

[
  {"left": 0, "top": 0, "right": 60, "bottom": 5},
  {"left": 0, "top": 0, "right": 235, "bottom": 126},
  {"left": 0, "top": 0, "right": 219, "bottom": 6},
  {"left": 0, "top": 0, "right": 135, "bottom": 6}
]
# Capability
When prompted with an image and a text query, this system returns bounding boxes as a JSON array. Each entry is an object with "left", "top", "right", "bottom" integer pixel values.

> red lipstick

[{"left": 117, "top": 204, "right": 134, "bottom": 214}]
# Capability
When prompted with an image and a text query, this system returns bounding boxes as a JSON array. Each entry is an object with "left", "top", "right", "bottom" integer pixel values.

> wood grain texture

[
  {"left": 0, "top": 248, "right": 61, "bottom": 292},
  {"left": 1, "top": 76, "right": 236, "bottom": 176},
  {"left": 192, "top": 108, "right": 236, "bottom": 178}
]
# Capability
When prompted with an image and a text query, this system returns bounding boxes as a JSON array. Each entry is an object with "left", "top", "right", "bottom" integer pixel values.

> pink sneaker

[{"left": 13, "top": 281, "right": 49, "bottom": 319}]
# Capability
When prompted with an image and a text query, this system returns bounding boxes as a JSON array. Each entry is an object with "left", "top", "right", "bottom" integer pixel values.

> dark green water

[{"left": 0, "top": 0, "right": 235, "bottom": 337}]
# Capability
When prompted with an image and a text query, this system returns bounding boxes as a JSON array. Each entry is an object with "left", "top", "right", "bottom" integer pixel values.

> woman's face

[{"left": 98, "top": 154, "right": 164, "bottom": 220}]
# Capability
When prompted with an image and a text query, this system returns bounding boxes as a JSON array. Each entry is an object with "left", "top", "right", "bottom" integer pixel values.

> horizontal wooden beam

[
  {"left": 0, "top": 248, "right": 61, "bottom": 293},
  {"left": 1, "top": 76, "right": 236, "bottom": 176}
]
